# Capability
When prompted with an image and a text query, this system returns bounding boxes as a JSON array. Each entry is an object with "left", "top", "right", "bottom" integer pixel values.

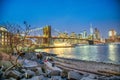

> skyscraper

[
  {"left": 94, "top": 28, "right": 100, "bottom": 40},
  {"left": 90, "top": 23, "right": 93, "bottom": 35},
  {"left": 109, "top": 29, "right": 116, "bottom": 40},
  {"left": 83, "top": 30, "right": 87, "bottom": 39}
]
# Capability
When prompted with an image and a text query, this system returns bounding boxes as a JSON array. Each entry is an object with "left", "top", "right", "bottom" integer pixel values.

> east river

[{"left": 37, "top": 44, "right": 120, "bottom": 64}]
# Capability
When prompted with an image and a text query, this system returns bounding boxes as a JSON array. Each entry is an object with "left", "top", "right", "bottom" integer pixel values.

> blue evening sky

[{"left": 0, "top": 0, "right": 120, "bottom": 38}]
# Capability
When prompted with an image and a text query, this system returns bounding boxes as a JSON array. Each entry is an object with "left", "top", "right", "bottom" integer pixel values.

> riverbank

[
  {"left": 53, "top": 57, "right": 120, "bottom": 76},
  {"left": 0, "top": 52, "right": 120, "bottom": 80},
  {"left": 38, "top": 45, "right": 75, "bottom": 49}
]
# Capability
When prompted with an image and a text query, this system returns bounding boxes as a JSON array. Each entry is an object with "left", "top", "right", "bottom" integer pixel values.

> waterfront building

[
  {"left": 0, "top": 26, "right": 30, "bottom": 46},
  {"left": 0, "top": 26, "right": 10, "bottom": 46},
  {"left": 109, "top": 29, "right": 116, "bottom": 40},
  {"left": 116, "top": 35, "right": 120, "bottom": 42},
  {"left": 105, "top": 29, "right": 118, "bottom": 43}
]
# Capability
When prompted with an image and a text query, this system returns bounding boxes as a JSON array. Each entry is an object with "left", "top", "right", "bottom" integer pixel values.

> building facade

[
  {"left": 108, "top": 29, "right": 116, "bottom": 40},
  {"left": 0, "top": 27, "right": 10, "bottom": 46},
  {"left": 94, "top": 28, "right": 100, "bottom": 40},
  {"left": 83, "top": 30, "right": 87, "bottom": 39},
  {"left": 105, "top": 29, "right": 120, "bottom": 43}
]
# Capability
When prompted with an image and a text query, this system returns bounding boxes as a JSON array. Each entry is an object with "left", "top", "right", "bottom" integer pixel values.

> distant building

[
  {"left": 90, "top": 23, "right": 93, "bottom": 35},
  {"left": 78, "top": 33, "right": 82, "bottom": 39},
  {"left": 94, "top": 28, "right": 100, "bottom": 40},
  {"left": 83, "top": 30, "right": 87, "bottom": 39},
  {"left": 105, "top": 29, "right": 120, "bottom": 43},
  {"left": 109, "top": 29, "right": 116, "bottom": 40}
]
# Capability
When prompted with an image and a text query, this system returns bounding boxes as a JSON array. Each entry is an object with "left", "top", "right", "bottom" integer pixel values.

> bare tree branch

[{"left": 1, "top": 21, "right": 32, "bottom": 75}]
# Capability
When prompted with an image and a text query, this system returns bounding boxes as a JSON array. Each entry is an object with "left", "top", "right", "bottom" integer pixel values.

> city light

[{"left": 54, "top": 42, "right": 71, "bottom": 46}]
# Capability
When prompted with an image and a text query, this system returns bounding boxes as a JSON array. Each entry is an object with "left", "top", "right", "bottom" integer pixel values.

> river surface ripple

[{"left": 38, "top": 44, "right": 120, "bottom": 64}]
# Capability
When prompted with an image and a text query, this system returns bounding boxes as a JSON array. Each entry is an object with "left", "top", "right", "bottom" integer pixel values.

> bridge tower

[{"left": 43, "top": 25, "right": 51, "bottom": 46}]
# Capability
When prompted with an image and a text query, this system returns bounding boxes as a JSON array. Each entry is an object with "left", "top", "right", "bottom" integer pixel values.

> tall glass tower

[{"left": 90, "top": 23, "right": 93, "bottom": 35}]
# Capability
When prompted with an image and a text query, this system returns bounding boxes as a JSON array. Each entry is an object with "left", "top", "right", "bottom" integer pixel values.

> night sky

[{"left": 0, "top": 0, "right": 120, "bottom": 38}]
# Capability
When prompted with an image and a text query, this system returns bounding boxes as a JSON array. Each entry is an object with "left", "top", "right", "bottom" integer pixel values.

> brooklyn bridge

[{"left": 25, "top": 25, "right": 103, "bottom": 46}]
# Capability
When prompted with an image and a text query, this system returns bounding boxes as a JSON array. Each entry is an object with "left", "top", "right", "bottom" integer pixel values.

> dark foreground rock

[
  {"left": 24, "top": 70, "right": 35, "bottom": 78},
  {"left": 5, "top": 70, "right": 22, "bottom": 79},
  {"left": 48, "top": 70, "right": 61, "bottom": 77},
  {"left": 51, "top": 76, "right": 62, "bottom": 80},
  {"left": 97, "top": 76, "right": 120, "bottom": 80},
  {"left": 68, "top": 71, "right": 83, "bottom": 80},
  {"left": 60, "top": 70, "right": 68, "bottom": 78}
]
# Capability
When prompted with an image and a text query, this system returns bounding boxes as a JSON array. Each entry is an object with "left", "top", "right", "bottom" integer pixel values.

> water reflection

[
  {"left": 108, "top": 44, "right": 118, "bottom": 63},
  {"left": 39, "top": 44, "right": 120, "bottom": 64},
  {"left": 52, "top": 48, "right": 73, "bottom": 58},
  {"left": 79, "top": 45, "right": 91, "bottom": 60}
]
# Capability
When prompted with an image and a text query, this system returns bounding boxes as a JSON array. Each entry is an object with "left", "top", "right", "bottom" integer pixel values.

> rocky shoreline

[{"left": 0, "top": 52, "right": 120, "bottom": 80}]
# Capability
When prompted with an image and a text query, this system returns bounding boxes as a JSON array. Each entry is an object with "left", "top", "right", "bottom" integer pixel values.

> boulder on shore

[
  {"left": 24, "top": 70, "right": 35, "bottom": 78},
  {"left": 5, "top": 70, "right": 22, "bottom": 79},
  {"left": 48, "top": 70, "right": 61, "bottom": 77},
  {"left": 68, "top": 71, "right": 83, "bottom": 80},
  {"left": 60, "top": 70, "right": 68, "bottom": 78},
  {"left": 51, "top": 76, "right": 62, "bottom": 80}
]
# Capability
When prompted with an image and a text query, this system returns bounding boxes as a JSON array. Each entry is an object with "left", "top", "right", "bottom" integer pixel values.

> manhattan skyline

[{"left": 0, "top": 0, "right": 120, "bottom": 38}]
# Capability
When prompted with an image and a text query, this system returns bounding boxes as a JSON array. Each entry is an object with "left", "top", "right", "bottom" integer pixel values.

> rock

[
  {"left": 20, "top": 78, "right": 26, "bottom": 80},
  {"left": 41, "top": 66, "right": 47, "bottom": 73},
  {"left": 31, "top": 75, "right": 45, "bottom": 80},
  {"left": 98, "top": 76, "right": 120, "bottom": 80},
  {"left": 0, "top": 70, "right": 3, "bottom": 77},
  {"left": 30, "top": 67, "right": 38, "bottom": 72},
  {"left": 87, "top": 74, "right": 97, "bottom": 79},
  {"left": 24, "top": 70, "right": 35, "bottom": 78},
  {"left": 97, "top": 76, "right": 108, "bottom": 80},
  {"left": 20, "top": 69, "right": 27, "bottom": 73},
  {"left": 83, "top": 73, "right": 89, "bottom": 77},
  {"left": 81, "top": 77, "right": 96, "bottom": 80},
  {"left": 37, "top": 60, "right": 44, "bottom": 64},
  {"left": 35, "top": 67, "right": 44, "bottom": 75},
  {"left": 8, "top": 77, "right": 16, "bottom": 80},
  {"left": 5, "top": 70, "right": 22, "bottom": 79},
  {"left": 15, "top": 67, "right": 25, "bottom": 73},
  {"left": 109, "top": 76, "right": 120, "bottom": 80},
  {"left": 22, "top": 59, "right": 38, "bottom": 68},
  {"left": 68, "top": 71, "right": 83, "bottom": 80},
  {"left": 48, "top": 70, "right": 61, "bottom": 77},
  {"left": 60, "top": 70, "right": 68, "bottom": 78},
  {"left": 81, "top": 74, "right": 98, "bottom": 80},
  {"left": 51, "top": 76, "right": 62, "bottom": 80},
  {"left": 21, "top": 75, "right": 46, "bottom": 80}
]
